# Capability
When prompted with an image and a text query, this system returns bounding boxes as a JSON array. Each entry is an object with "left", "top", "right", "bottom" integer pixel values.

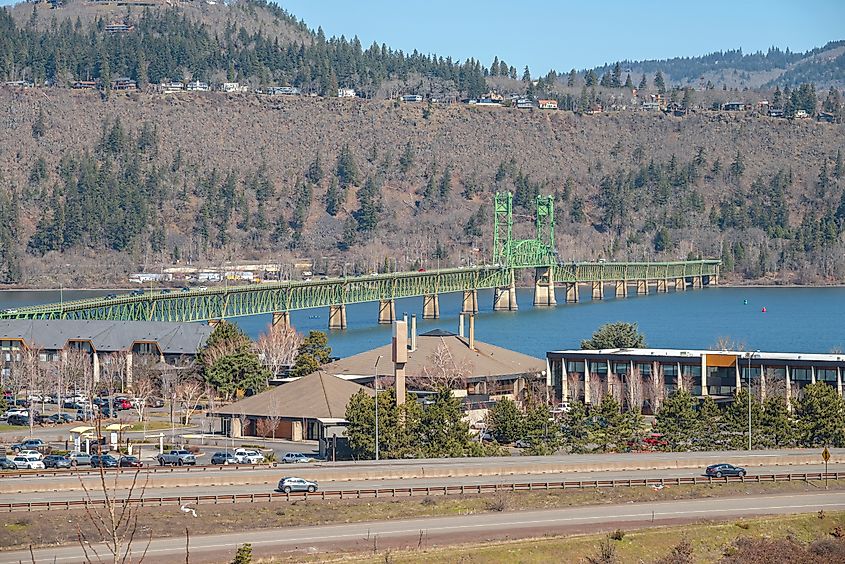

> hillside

[
  {"left": 0, "top": 0, "right": 844, "bottom": 289},
  {"left": 0, "top": 85, "right": 843, "bottom": 288}
]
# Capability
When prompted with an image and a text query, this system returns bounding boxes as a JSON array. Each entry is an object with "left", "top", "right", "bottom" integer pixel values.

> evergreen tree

[
  {"left": 562, "top": 401, "right": 590, "bottom": 453},
  {"left": 306, "top": 153, "right": 324, "bottom": 184},
  {"left": 438, "top": 166, "right": 452, "bottom": 201},
  {"left": 31, "top": 107, "right": 46, "bottom": 139},
  {"left": 487, "top": 398, "right": 523, "bottom": 443},
  {"left": 653, "top": 71, "right": 666, "bottom": 94},
  {"left": 353, "top": 175, "right": 383, "bottom": 232},
  {"left": 834, "top": 149, "right": 843, "bottom": 179},
  {"left": 200, "top": 322, "right": 269, "bottom": 400},
  {"left": 567, "top": 68, "right": 577, "bottom": 87},
  {"left": 638, "top": 74, "right": 647, "bottom": 90},
  {"left": 623, "top": 73, "right": 633, "bottom": 88},
  {"left": 695, "top": 396, "right": 722, "bottom": 450},
  {"left": 722, "top": 388, "right": 764, "bottom": 449},
  {"left": 588, "top": 395, "right": 632, "bottom": 452},
  {"left": 522, "top": 65, "right": 531, "bottom": 82},
  {"left": 585, "top": 69, "right": 597, "bottom": 87},
  {"left": 398, "top": 141, "right": 414, "bottom": 175},
  {"left": 581, "top": 322, "right": 646, "bottom": 349},
  {"left": 523, "top": 401, "right": 564, "bottom": 455},
  {"left": 335, "top": 144, "right": 359, "bottom": 187},
  {"left": 325, "top": 177, "right": 341, "bottom": 216},
  {"left": 655, "top": 390, "right": 698, "bottom": 450},
  {"left": 794, "top": 382, "right": 845, "bottom": 447},
  {"left": 290, "top": 330, "right": 332, "bottom": 377},
  {"left": 611, "top": 62, "right": 622, "bottom": 87},
  {"left": 759, "top": 396, "right": 796, "bottom": 448}
]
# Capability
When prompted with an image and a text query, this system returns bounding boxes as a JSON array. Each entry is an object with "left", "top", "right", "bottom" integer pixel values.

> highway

[
  {"left": 3, "top": 463, "right": 842, "bottom": 504},
  {"left": 2, "top": 491, "right": 842, "bottom": 563}
]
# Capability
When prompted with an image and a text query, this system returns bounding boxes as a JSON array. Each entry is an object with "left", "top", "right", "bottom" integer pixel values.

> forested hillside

[{"left": 0, "top": 0, "right": 844, "bottom": 288}]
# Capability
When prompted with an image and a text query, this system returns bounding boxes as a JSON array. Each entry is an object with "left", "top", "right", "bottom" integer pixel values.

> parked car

[
  {"left": 282, "top": 452, "right": 314, "bottom": 464},
  {"left": 17, "top": 450, "right": 44, "bottom": 460},
  {"left": 705, "top": 463, "right": 747, "bottom": 478},
  {"left": 113, "top": 398, "right": 132, "bottom": 410},
  {"left": 156, "top": 450, "right": 196, "bottom": 466},
  {"left": 118, "top": 456, "right": 143, "bottom": 468},
  {"left": 3, "top": 408, "right": 28, "bottom": 420},
  {"left": 210, "top": 452, "right": 238, "bottom": 465},
  {"left": 43, "top": 455, "right": 72, "bottom": 469},
  {"left": 47, "top": 413, "right": 74, "bottom": 424},
  {"left": 7, "top": 414, "right": 30, "bottom": 426},
  {"left": 12, "top": 455, "right": 45, "bottom": 470},
  {"left": 514, "top": 439, "right": 532, "bottom": 449},
  {"left": 12, "top": 438, "right": 45, "bottom": 453},
  {"left": 90, "top": 454, "right": 119, "bottom": 468},
  {"left": 6, "top": 415, "right": 29, "bottom": 427},
  {"left": 0, "top": 458, "right": 17, "bottom": 470},
  {"left": 67, "top": 451, "right": 92, "bottom": 466},
  {"left": 277, "top": 477, "right": 318, "bottom": 493},
  {"left": 551, "top": 402, "right": 571, "bottom": 414},
  {"left": 234, "top": 448, "right": 265, "bottom": 464}
]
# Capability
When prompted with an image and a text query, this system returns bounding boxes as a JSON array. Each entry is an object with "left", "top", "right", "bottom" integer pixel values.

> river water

[{"left": 1, "top": 287, "right": 844, "bottom": 358}]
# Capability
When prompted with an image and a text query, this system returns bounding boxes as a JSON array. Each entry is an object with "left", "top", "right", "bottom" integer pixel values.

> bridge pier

[
  {"left": 378, "top": 300, "right": 396, "bottom": 324},
  {"left": 674, "top": 277, "right": 686, "bottom": 291},
  {"left": 692, "top": 276, "right": 703, "bottom": 289},
  {"left": 591, "top": 281, "right": 604, "bottom": 301},
  {"left": 636, "top": 280, "right": 649, "bottom": 296},
  {"left": 615, "top": 280, "right": 627, "bottom": 298},
  {"left": 423, "top": 294, "right": 440, "bottom": 319},
  {"left": 328, "top": 304, "right": 347, "bottom": 330},
  {"left": 564, "top": 282, "right": 579, "bottom": 303},
  {"left": 271, "top": 311, "right": 290, "bottom": 328},
  {"left": 533, "top": 267, "right": 557, "bottom": 306},
  {"left": 656, "top": 279, "right": 668, "bottom": 293},
  {"left": 462, "top": 290, "right": 479, "bottom": 314},
  {"left": 493, "top": 283, "right": 518, "bottom": 311}
]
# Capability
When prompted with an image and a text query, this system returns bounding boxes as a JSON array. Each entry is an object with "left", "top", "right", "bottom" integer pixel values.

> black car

[
  {"left": 210, "top": 452, "right": 238, "bottom": 465},
  {"left": 47, "top": 413, "right": 74, "bottom": 424},
  {"left": 7, "top": 414, "right": 30, "bottom": 426},
  {"left": 43, "top": 455, "right": 72, "bottom": 469},
  {"left": 0, "top": 458, "right": 17, "bottom": 470},
  {"left": 90, "top": 454, "right": 119, "bottom": 468},
  {"left": 705, "top": 463, "right": 747, "bottom": 478},
  {"left": 118, "top": 456, "right": 143, "bottom": 468}
]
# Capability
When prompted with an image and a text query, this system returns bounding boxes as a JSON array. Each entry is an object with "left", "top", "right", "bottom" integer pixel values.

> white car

[
  {"left": 234, "top": 449, "right": 265, "bottom": 464},
  {"left": 17, "top": 450, "right": 43, "bottom": 460},
  {"left": 282, "top": 452, "right": 315, "bottom": 464},
  {"left": 13, "top": 455, "right": 45, "bottom": 470},
  {"left": 2, "top": 408, "right": 28, "bottom": 419}
]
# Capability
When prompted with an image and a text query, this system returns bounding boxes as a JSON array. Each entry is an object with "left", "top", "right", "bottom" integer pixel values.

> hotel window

[
  {"left": 818, "top": 369, "right": 838, "bottom": 383},
  {"left": 662, "top": 364, "right": 678, "bottom": 377},
  {"left": 589, "top": 362, "right": 608, "bottom": 374},
  {"left": 613, "top": 362, "right": 628, "bottom": 375},
  {"left": 792, "top": 368, "right": 812, "bottom": 382},
  {"left": 566, "top": 361, "right": 585, "bottom": 373},
  {"left": 636, "top": 363, "right": 652, "bottom": 376}
]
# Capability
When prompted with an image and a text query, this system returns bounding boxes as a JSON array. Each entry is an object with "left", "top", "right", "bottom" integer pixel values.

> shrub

[{"left": 609, "top": 529, "right": 625, "bottom": 541}]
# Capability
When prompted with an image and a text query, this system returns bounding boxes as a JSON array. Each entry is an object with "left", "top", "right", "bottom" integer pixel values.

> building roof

[
  {"left": 320, "top": 328, "right": 545, "bottom": 381},
  {"left": 548, "top": 348, "right": 845, "bottom": 365},
  {"left": 0, "top": 319, "right": 212, "bottom": 355},
  {"left": 212, "top": 371, "right": 373, "bottom": 419}
]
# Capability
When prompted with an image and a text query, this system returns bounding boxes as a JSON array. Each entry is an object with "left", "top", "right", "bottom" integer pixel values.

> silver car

[{"left": 277, "top": 477, "right": 318, "bottom": 493}]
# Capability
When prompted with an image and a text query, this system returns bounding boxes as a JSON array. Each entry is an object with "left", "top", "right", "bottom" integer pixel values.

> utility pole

[
  {"left": 747, "top": 350, "right": 760, "bottom": 451},
  {"left": 374, "top": 355, "right": 382, "bottom": 461}
]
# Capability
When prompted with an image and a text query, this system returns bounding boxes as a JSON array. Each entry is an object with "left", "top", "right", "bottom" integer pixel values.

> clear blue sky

[{"left": 278, "top": 0, "right": 845, "bottom": 72}]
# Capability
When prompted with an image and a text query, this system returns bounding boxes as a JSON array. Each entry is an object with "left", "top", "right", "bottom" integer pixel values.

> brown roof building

[
  {"left": 212, "top": 371, "right": 373, "bottom": 442},
  {"left": 320, "top": 329, "right": 546, "bottom": 400}
]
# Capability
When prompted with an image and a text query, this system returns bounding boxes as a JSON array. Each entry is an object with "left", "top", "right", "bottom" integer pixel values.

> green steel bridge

[{"left": 0, "top": 193, "right": 720, "bottom": 325}]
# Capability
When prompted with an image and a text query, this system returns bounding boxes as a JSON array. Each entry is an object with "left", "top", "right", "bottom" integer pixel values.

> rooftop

[{"left": 548, "top": 348, "right": 845, "bottom": 364}]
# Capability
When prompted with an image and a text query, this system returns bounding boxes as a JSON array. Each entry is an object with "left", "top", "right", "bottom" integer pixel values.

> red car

[{"left": 114, "top": 399, "right": 132, "bottom": 410}]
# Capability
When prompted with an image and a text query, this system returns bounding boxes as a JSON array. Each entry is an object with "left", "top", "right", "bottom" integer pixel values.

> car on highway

[
  {"left": 67, "top": 451, "right": 92, "bottom": 466},
  {"left": 277, "top": 477, "right": 318, "bottom": 493},
  {"left": 118, "top": 455, "right": 143, "bottom": 468},
  {"left": 90, "top": 454, "right": 119, "bottom": 468},
  {"left": 12, "top": 438, "right": 45, "bottom": 453},
  {"left": 0, "top": 458, "right": 17, "bottom": 470},
  {"left": 43, "top": 455, "right": 72, "bottom": 469},
  {"left": 282, "top": 452, "right": 314, "bottom": 464},
  {"left": 12, "top": 455, "right": 45, "bottom": 470},
  {"left": 234, "top": 448, "right": 265, "bottom": 464},
  {"left": 705, "top": 463, "right": 747, "bottom": 478},
  {"left": 210, "top": 452, "right": 238, "bottom": 465}
]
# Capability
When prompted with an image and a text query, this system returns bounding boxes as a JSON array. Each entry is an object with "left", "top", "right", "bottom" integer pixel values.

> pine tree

[
  {"left": 794, "top": 382, "right": 845, "bottom": 447},
  {"left": 638, "top": 74, "right": 647, "bottom": 90},
  {"left": 335, "top": 145, "right": 358, "bottom": 187},
  {"left": 438, "top": 166, "right": 451, "bottom": 201},
  {"left": 522, "top": 65, "right": 531, "bottom": 82},
  {"left": 623, "top": 73, "right": 633, "bottom": 88},
  {"left": 306, "top": 153, "right": 324, "bottom": 184},
  {"left": 567, "top": 69, "right": 577, "bottom": 87},
  {"left": 325, "top": 177, "right": 341, "bottom": 216},
  {"left": 655, "top": 390, "right": 698, "bottom": 450},
  {"left": 611, "top": 62, "right": 622, "bottom": 87},
  {"left": 398, "top": 141, "right": 414, "bottom": 175},
  {"left": 653, "top": 71, "right": 666, "bottom": 94},
  {"left": 32, "top": 107, "right": 46, "bottom": 139}
]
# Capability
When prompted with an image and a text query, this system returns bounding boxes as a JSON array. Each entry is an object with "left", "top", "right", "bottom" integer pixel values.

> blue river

[{"left": 1, "top": 287, "right": 844, "bottom": 358}]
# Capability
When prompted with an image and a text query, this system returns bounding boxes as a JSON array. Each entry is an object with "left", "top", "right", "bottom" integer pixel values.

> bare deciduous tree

[
  {"left": 567, "top": 372, "right": 583, "bottom": 403},
  {"left": 175, "top": 379, "right": 206, "bottom": 425},
  {"left": 255, "top": 324, "right": 301, "bottom": 380},
  {"left": 712, "top": 336, "right": 747, "bottom": 352},
  {"left": 646, "top": 361, "right": 666, "bottom": 413},
  {"left": 589, "top": 373, "right": 604, "bottom": 405},
  {"left": 408, "top": 342, "right": 473, "bottom": 391},
  {"left": 624, "top": 367, "right": 644, "bottom": 412}
]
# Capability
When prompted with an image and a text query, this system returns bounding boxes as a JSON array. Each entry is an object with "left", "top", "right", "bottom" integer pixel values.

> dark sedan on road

[
  {"left": 90, "top": 455, "right": 119, "bottom": 468},
  {"left": 43, "top": 455, "right": 72, "bottom": 469},
  {"left": 705, "top": 463, "right": 747, "bottom": 478},
  {"left": 118, "top": 456, "right": 143, "bottom": 468},
  {"left": 211, "top": 452, "right": 238, "bottom": 465}
]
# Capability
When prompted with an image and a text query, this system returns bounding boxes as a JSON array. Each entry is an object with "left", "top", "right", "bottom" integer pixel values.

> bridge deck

[{"left": 0, "top": 261, "right": 720, "bottom": 323}]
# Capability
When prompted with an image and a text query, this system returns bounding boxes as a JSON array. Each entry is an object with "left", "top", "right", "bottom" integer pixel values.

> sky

[{"left": 277, "top": 0, "right": 845, "bottom": 72}]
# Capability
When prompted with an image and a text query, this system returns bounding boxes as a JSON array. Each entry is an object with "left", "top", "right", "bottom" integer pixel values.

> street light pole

[{"left": 374, "top": 355, "right": 382, "bottom": 461}]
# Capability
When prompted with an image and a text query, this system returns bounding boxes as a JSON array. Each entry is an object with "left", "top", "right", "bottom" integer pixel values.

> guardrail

[
  {"left": 0, "top": 462, "right": 282, "bottom": 479},
  {"left": 2, "top": 472, "right": 842, "bottom": 513}
]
